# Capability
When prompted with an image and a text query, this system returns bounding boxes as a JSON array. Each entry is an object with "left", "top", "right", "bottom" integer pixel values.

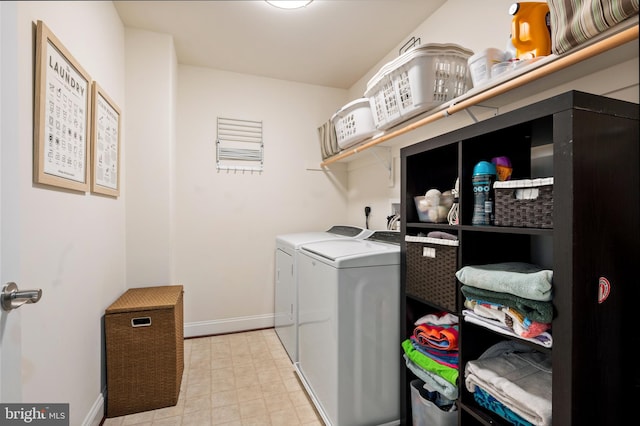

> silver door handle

[{"left": 1, "top": 282, "right": 42, "bottom": 311}]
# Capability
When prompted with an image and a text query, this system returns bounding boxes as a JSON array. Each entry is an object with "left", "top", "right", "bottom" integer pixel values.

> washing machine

[
  {"left": 275, "top": 225, "right": 373, "bottom": 363},
  {"left": 295, "top": 231, "right": 401, "bottom": 426}
]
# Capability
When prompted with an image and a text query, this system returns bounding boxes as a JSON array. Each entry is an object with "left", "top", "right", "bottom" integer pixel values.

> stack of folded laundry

[
  {"left": 465, "top": 340, "right": 552, "bottom": 426},
  {"left": 401, "top": 311, "right": 459, "bottom": 402},
  {"left": 456, "top": 262, "right": 554, "bottom": 348}
]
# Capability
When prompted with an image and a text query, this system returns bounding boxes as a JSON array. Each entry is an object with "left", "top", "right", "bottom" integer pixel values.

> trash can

[{"left": 105, "top": 285, "right": 184, "bottom": 417}]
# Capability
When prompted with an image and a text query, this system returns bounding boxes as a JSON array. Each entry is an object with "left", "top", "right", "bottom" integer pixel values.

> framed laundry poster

[
  {"left": 90, "top": 82, "right": 121, "bottom": 197},
  {"left": 33, "top": 20, "right": 92, "bottom": 192}
]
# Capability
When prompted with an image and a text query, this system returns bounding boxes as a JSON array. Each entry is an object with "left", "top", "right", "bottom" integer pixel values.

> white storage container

[
  {"left": 365, "top": 44, "right": 474, "bottom": 130},
  {"left": 331, "top": 98, "right": 378, "bottom": 149},
  {"left": 467, "top": 48, "right": 506, "bottom": 87},
  {"left": 410, "top": 380, "right": 457, "bottom": 426}
]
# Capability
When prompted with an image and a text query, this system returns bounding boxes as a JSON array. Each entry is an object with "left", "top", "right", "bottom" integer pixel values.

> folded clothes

[
  {"left": 456, "top": 262, "right": 553, "bottom": 301},
  {"left": 464, "top": 299, "right": 550, "bottom": 338},
  {"left": 426, "top": 231, "right": 458, "bottom": 241},
  {"left": 402, "top": 339, "right": 458, "bottom": 385},
  {"left": 462, "top": 309, "right": 552, "bottom": 348},
  {"left": 465, "top": 340, "right": 552, "bottom": 426},
  {"left": 403, "top": 355, "right": 459, "bottom": 400},
  {"left": 473, "top": 385, "right": 534, "bottom": 426},
  {"left": 460, "top": 285, "right": 554, "bottom": 323},
  {"left": 410, "top": 337, "right": 459, "bottom": 368},
  {"left": 413, "top": 323, "right": 459, "bottom": 351},
  {"left": 414, "top": 311, "right": 459, "bottom": 326}
]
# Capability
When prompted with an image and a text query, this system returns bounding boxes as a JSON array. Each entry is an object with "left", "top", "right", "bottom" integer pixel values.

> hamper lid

[{"left": 106, "top": 285, "right": 184, "bottom": 313}]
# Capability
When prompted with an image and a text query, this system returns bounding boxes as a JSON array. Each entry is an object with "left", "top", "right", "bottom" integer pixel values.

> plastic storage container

[
  {"left": 467, "top": 48, "right": 505, "bottom": 87},
  {"left": 365, "top": 43, "right": 474, "bottom": 130},
  {"left": 331, "top": 98, "right": 378, "bottom": 149},
  {"left": 410, "top": 379, "right": 457, "bottom": 426}
]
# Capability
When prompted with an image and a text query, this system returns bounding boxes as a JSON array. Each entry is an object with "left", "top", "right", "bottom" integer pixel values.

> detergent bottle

[
  {"left": 509, "top": 2, "right": 552, "bottom": 60},
  {"left": 471, "top": 161, "right": 497, "bottom": 226}
]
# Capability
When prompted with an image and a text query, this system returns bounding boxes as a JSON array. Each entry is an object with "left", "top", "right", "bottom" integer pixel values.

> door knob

[{"left": 1, "top": 282, "right": 42, "bottom": 311}]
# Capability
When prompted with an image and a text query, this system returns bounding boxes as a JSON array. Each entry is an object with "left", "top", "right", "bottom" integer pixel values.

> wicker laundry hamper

[{"left": 105, "top": 285, "right": 184, "bottom": 417}]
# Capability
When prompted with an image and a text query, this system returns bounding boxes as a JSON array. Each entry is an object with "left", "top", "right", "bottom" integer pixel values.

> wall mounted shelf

[{"left": 320, "top": 18, "right": 638, "bottom": 167}]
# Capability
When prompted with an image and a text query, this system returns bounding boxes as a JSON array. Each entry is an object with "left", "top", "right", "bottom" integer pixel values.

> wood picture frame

[
  {"left": 90, "top": 82, "right": 121, "bottom": 197},
  {"left": 33, "top": 20, "right": 92, "bottom": 192}
]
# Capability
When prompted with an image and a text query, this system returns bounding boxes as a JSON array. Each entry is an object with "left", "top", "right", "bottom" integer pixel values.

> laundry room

[{"left": 0, "top": 1, "right": 638, "bottom": 425}]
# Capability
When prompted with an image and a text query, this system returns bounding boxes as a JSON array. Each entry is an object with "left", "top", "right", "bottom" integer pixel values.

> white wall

[
  {"left": 124, "top": 28, "right": 177, "bottom": 287},
  {"left": 173, "top": 66, "right": 349, "bottom": 335},
  {"left": 10, "top": 1, "right": 126, "bottom": 425}
]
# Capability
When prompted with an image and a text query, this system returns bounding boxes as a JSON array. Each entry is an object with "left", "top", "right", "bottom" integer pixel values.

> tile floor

[{"left": 103, "top": 328, "right": 324, "bottom": 426}]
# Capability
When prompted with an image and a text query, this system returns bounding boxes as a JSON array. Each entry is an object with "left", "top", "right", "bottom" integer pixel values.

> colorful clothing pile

[{"left": 401, "top": 312, "right": 459, "bottom": 400}]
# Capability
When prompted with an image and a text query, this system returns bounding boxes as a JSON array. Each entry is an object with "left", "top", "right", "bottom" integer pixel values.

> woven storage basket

[
  {"left": 405, "top": 236, "right": 458, "bottom": 312},
  {"left": 105, "top": 285, "right": 184, "bottom": 418},
  {"left": 494, "top": 177, "right": 553, "bottom": 228}
]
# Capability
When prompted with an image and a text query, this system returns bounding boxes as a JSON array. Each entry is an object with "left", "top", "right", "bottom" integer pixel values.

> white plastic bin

[
  {"left": 365, "top": 44, "right": 473, "bottom": 130},
  {"left": 331, "top": 98, "right": 378, "bottom": 149},
  {"left": 410, "top": 379, "right": 457, "bottom": 426}
]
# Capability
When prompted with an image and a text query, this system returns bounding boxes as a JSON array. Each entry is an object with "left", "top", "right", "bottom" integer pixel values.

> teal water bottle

[{"left": 472, "top": 161, "right": 497, "bottom": 226}]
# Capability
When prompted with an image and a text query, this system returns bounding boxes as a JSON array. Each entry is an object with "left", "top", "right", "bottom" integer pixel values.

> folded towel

[
  {"left": 413, "top": 324, "right": 459, "bottom": 351},
  {"left": 473, "top": 386, "right": 534, "bottom": 426},
  {"left": 456, "top": 262, "right": 553, "bottom": 301},
  {"left": 402, "top": 339, "right": 458, "bottom": 385},
  {"left": 465, "top": 341, "right": 552, "bottom": 426},
  {"left": 460, "top": 285, "right": 554, "bottom": 323}
]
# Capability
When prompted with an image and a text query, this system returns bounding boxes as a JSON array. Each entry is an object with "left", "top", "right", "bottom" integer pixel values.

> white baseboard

[
  {"left": 84, "top": 316, "right": 275, "bottom": 425},
  {"left": 82, "top": 390, "right": 105, "bottom": 426},
  {"left": 184, "top": 313, "right": 275, "bottom": 338}
]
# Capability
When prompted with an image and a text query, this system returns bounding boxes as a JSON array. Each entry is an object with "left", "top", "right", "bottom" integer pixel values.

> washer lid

[
  {"left": 276, "top": 232, "right": 349, "bottom": 250},
  {"left": 276, "top": 226, "right": 373, "bottom": 250},
  {"left": 300, "top": 238, "right": 399, "bottom": 267}
]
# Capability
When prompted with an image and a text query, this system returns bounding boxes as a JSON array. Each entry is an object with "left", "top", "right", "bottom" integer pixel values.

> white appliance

[
  {"left": 295, "top": 231, "right": 401, "bottom": 426},
  {"left": 275, "top": 225, "right": 373, "bottom": 363}
]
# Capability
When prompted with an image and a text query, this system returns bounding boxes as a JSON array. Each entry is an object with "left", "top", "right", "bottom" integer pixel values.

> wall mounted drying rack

[{"left": 320, "top": 19, "right": 638, "bottom": 167}]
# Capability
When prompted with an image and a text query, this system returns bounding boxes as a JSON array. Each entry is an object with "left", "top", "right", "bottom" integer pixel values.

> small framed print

[
  {"left": 33, "top": 20, "right": 91, "bottom": 192},
  {"left": 90, "top": 82, "right": 121, "bottom": 197}
]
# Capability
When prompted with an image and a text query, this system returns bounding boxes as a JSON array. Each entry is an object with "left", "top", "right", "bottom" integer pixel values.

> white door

[{"left": 0, "top": 0, "right": 23, "bottom": 402}]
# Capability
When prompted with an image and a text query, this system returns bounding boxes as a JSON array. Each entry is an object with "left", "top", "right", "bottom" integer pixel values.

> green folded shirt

[{"left": 402, "top": 339, "right": 458, "bottom": 385}]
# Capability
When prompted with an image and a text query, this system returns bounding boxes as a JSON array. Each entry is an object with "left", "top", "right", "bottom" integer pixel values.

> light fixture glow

[{"left": 265, "top": 1, "right": 313, "bottom": 10}]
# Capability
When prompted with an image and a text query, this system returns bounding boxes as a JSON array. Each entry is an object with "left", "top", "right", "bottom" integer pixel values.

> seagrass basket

[
  {"left": 105, "top": 285, "right": 184, "bottom": 417},
  {"left": 405, "top": 236, "right": 458, "bottom": 312},
  {"left": 494, "top": 178, "right": 553, "bottom": 228}
]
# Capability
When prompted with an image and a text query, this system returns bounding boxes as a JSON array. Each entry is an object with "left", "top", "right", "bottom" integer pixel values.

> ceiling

[{"left": 113, "top": 0, "right": 447, "bottom": 89}]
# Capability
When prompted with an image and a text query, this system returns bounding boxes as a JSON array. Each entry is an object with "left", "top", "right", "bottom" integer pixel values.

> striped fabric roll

[{"left": 547, "top": 0, "right": 639, "bottom": 54}]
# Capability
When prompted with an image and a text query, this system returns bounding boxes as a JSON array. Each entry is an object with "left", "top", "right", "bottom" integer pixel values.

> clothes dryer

[
  {"left": 275, "top": 225, "right": 373, "bottom": 363},
  {"left": 295, "top": 231, "right": 401, "bottom": 426}
]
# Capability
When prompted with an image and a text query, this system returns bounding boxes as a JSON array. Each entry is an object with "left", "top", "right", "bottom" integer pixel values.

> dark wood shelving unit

[{"left": 400, "top": 91, "right": 639, "bottom": 425}]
